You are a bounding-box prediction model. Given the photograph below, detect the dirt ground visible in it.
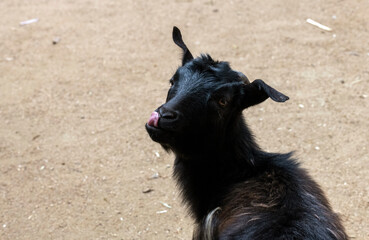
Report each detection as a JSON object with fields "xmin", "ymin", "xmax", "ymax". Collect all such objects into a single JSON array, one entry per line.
[{"xmin": 0, "ymin": 0, "xmax": 368, "ymax": 239}]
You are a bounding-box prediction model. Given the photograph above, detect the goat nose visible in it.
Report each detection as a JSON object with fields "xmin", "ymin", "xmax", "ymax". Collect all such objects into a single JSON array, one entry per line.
[{"xmin": 159, "ymin": 108, "xmax": 178, "ymax": 120}]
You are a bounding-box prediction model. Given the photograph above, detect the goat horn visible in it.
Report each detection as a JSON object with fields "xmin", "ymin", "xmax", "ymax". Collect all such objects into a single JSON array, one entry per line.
[{"xmin": 237, "ymin": 71, "xmax": 250, "ymax": 84}]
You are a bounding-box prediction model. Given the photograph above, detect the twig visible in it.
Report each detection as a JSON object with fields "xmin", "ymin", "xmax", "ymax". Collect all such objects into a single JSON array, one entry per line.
[{"xmin": 306, "ymin": 18, "xmax": 332, "ymax": 31}]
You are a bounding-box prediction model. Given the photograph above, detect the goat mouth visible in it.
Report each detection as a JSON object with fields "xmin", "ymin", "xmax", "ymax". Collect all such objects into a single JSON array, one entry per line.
[
  {"xmin": 146, "ymin": 111, "xmax": 179, "ymax": 131},
  {"xmin": 146, "ymin": 111, "xmax": 181, "ymax": 144},
  {"xmin": 145, "ymin": 122, "xmax": 174, "ymax": 144}
]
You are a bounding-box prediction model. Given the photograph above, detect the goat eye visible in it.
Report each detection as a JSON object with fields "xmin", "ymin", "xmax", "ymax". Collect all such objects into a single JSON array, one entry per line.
[
  {"xmin": 218, "ymin": 98, "xmax": 228, "ymax": 107},
  {"xmin": 169, "ymin": 80, "xmax": 174, "ymax": 87}
]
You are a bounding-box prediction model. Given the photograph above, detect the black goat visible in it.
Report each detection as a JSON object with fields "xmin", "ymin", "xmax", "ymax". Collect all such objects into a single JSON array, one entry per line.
[{"xmin": 145, "ymin": 27, "xmax": 348, "ymax": 240}]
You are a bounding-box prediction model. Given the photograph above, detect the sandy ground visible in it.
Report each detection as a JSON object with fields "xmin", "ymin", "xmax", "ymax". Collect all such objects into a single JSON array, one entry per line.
[{"xmin": 0, "ymin": 0, "xmax": 368, "ymax": 239}]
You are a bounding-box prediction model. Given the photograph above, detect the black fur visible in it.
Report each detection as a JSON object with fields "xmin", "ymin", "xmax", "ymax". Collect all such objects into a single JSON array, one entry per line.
[{"xmin": 145, "ymin": 27, "xmax": 348, "ymax": 240}]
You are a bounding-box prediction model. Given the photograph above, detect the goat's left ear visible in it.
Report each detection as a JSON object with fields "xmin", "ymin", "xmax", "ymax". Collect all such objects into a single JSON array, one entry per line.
[
  {"xmin": 241, "ymin": 79, "xmax": 289, "ymax": 109},
  {"xmin": 172, "ymin": 26, "xmax": 194, "ymax": 66}
]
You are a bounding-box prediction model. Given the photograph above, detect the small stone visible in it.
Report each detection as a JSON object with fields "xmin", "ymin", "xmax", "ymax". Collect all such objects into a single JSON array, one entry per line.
[
  {"xmin": 348, "ymin": 51, "xmax": 359, "ymax": 56},
  {"xmin": 142, "ymin": 188, "xmax": 153, "ymax": 194},
  {"xmin": 52, "ymin": 37, "xmax": 61, "ymax": 45},
  {"xmin": 232, "ymin": 44, "xmax": 238, "ymax": 49},
  {"xmin": 32, "ymin": 135, "xmax": 40, "ymax": 141},
  {"xmin": 149, "ymin": 172, "xmax": 160, "ymax": 179}
]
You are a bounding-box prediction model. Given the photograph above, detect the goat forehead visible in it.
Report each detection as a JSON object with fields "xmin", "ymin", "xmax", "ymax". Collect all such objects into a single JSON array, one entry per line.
[
  {"xmin": 175, "ymin": 81, "xmax": 211, "ymax": 103},
  {"xmin": 179, "ymin": 57, "xmax": 240, "ymax": 83},
  {"xmin": 177, "ymin": 66, "xmax": 232, "ymax": 88},
  {"xmin": 175, "ymin": 68, "xmax": 213, "ymax": 92},
  {"xmin": 173, "ymin": 57, "xmax": 242, "ymax": 101}
]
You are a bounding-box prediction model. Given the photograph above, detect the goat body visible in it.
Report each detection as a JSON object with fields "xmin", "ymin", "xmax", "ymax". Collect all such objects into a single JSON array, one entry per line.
[{"xmin": 146, "ymin": 27, "xmax": 348, "ymax": 240}]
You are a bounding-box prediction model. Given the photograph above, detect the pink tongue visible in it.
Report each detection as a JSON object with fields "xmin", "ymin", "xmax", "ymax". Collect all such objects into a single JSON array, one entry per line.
[{"xmin": 148, "ymin": 111, "xmax": 159, "ymax": 127}]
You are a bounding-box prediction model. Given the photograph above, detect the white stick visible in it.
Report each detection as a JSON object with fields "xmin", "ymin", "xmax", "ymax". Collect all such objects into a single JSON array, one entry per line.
[
  {"xmin": 156, "ymin": 210, "xmax": 167, "ymax": 214},
  {"xmin": 306, "ymin": 18, "xmax": 332, "ymax": 31},
  {"xmin": 20, "ymin": 18, "xmax": 38, "ymax": 26},
  {"xmin": 160, "ymin": 202, "xmax": 172, "ymax": 209}
]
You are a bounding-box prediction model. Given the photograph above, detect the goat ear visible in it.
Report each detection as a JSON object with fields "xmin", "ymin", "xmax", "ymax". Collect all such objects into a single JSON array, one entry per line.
[
  {"xmin": 241, "ymin": 79, "xmax": 289, "ymax": 109},
  {"xmin": 172, "ymin": 26, "xmax": 194, "ymax": 65}
]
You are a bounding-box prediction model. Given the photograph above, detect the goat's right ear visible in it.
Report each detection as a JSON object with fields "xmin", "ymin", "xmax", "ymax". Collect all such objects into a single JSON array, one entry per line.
[
  {"xmin": 172, "ymin": 26, "xmax": 194, "ymax": 65},
  {"xmin": 241, "ymin": 79, "xmax": 289, "ymax": 109}
]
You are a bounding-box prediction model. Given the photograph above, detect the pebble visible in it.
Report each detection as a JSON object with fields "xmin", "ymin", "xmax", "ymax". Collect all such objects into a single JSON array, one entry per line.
[
  {"xmin": 149, "ymin": 172, "xmax": 160, "ymax": 179},
  {"xmin": 142, "ymin": 188, "xmax": 153, "ymax": 194},
  {"xmin": 52, "ymin": 37, "xmax": 61, "ymax": 45}
]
